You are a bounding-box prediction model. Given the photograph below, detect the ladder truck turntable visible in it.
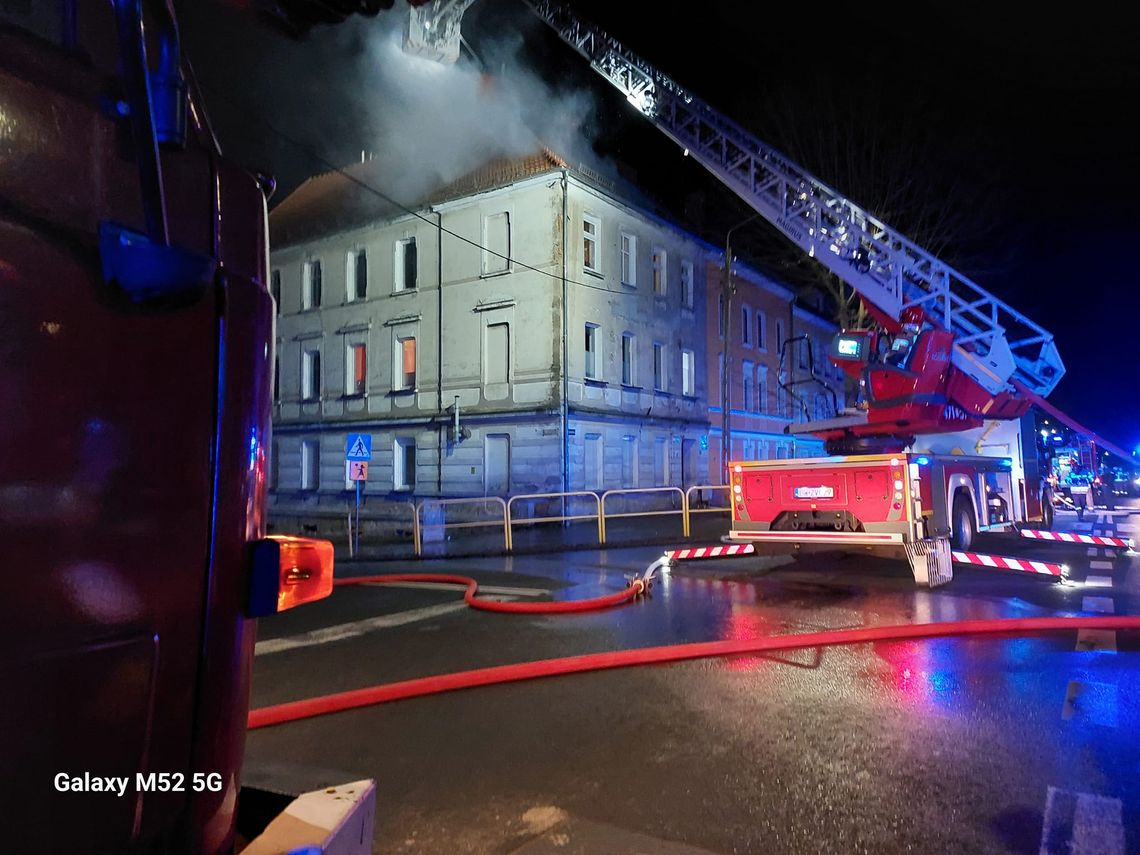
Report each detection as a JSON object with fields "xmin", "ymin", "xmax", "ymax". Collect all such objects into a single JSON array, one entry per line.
[{"xmin": 526, "ymin": 2, "xmax": 1071, "ymax": 583}]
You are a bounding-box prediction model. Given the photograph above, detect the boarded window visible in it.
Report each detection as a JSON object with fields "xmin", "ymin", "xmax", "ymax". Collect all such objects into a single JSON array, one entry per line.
[
  {"xmin": 682, "ymin": 349, "xmax": 695, "ymax": 396},
  {"xmin": 621, "ymin": 436, "xmax": 638, "ymax": 487},
  {"xmin": 584, "ymin": 434, "xmax": 603, "ymax": 489},
  {"xmin": 483, "ymin": 212, "xmax": 510, "ymax": 275},
  {"xmin": 680, "ymin": 260, "xmax": 693, "ymax": 308},
  {"xmin": 621, "ymin": 332, "xmax": 635, "ymax": 386},
  {"xmin": 653, "ymin": 343, "xmax": 666, "ymax": 391},
  {"xmin": 485, "ymin": 323, "xmax": 509, "ymax": 385}
]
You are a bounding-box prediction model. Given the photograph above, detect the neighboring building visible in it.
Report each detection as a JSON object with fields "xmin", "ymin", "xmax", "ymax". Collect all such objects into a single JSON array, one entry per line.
[
  {"xmin": 704, "ymin": 259, "xmax": 845, "ymax": 483},
  {"xmin": 268, "ymin": 150, "xmax": 711, "ymax": 507}
]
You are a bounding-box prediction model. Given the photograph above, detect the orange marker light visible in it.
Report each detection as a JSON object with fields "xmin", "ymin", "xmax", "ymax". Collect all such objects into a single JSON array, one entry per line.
[{"xmin": 248, "ymin": 535, "xmax": 335, "ymax": 617}]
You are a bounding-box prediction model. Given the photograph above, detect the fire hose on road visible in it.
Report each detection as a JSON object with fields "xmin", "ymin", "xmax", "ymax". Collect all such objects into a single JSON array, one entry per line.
[{"xmin": 248, "ymin": 567, "xmax": 1140, "ymax": 730}]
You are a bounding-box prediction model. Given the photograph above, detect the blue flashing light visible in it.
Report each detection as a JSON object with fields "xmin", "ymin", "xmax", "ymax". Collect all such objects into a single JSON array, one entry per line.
[
  {"xmin": 1000, "ymin": 457, "xmax": 1013, "ymax": 469},
  {"xmin": 914, "ymin": 456, "xmax": 931, "ymax": 466}
]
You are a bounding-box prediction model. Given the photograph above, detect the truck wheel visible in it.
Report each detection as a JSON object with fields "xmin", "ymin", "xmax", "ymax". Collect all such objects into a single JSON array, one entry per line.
[{"xmin": 950, "ymin": 494, "xmax": 976, "ymax": 552}]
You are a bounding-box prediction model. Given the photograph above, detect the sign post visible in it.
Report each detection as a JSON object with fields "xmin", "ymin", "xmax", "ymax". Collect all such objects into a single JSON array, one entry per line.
[{"xmin": 345, "ymin": 434, "xmax": 372, "ymax": 557}]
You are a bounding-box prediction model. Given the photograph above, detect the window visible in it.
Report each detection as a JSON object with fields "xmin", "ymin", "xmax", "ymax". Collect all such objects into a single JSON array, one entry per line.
[
  {"xmin": 742, "ymin": 361, "xmax": 754, "ymax": 411},
  {"xmin": 653, "ymin": 343, "xmax": 667, "ymax": 391},
  {"xmin": 584, "ymin": 323, "xmax": 601, "ymax": 380},
  {"xmin": 777, "ymin": 382, "xmax": 787, "ymax": 418},
  {"xmin": 346, "ymin": 249, "xmax": 367, "ymax": 301},
  {"xmin": 482, "ymin": 212, "xmax": 510, "ymax": 275},
  {"xmin": 776, "ymin": 320, "xmax": 785, "ymax": 354},
  {"xmin": 654, "ymin": 436, "xmax": 668, "ymax": 486},
  {"xmin": 395, "ymin": 237, "xmax": 417, "ymax": 292},
  {"xmin": 394, "ymin": 437, "xmax": 416, "ymax": 490},
  {"xmin": 270, "ymin": 439, "xmax": 280, "ymax": 491},
  {"xmin": 301, "ymin": 348, "xmax": 321, "ymax": 401},
  {"xmin": 718, "ymin": 294, "xmax": 726, "ymax": 338},
  {"xmin": 717, "ymin": 352, "xmax": 724, "ymax": 407},
  {"xmin": 621, "ymin": 332, "xmax": 635, "ymax": 386},
  {"xmin": 757, "ymin": 366, "xmax": 768, "ymax": 414},
  {"xmin": 651, "ymin": 247, "xmax": 667, "ymax": 295},
  {"xmin": 621, "ymin": 435, "xmax": 638, "ymax": 487},
  {"xmin": 484, "ymin": 322, "xmax": 510, "ymax": 385},
  {"xmin": 301, "ymin": 439, "xmax": 319, "ymax": 490},
  {"xmin": 346, "ymin": 343, "xmax": 367, "ymax": 396},
  {"xmin": 682, "ymin": 349, "xmax": 695, "ymax": 397},
  {"xmin": 584, "ymin": 434, "xmax": 603, "ymax": 489},
  {"xmin": 620, "ymin": 232, "xmax": 637, "ymax": 286},
  {"xmin": 302, "ymin": 260, "xmax": 322, "ymax": 310},
  {"xmin": 583, "ymin": 214, "xmax": 600, "ymax": 274},
  {"xmin": 741, "ymin": 305, "xmax": 752, "ymax": 347},
  {"xmin": 756, "ymin": 311, "xmax": 767, "ymax": 351},
  {"xmin": 798, "ymin": 338, "xmax": 809, "ymax": 370},
  {"xmin": 395, "ymin": 336, "xmax": 416, "ymax": 391},
  {"xmin": 680, "ymin": 260, "xmax": 694, "ymax": 308},
  {"xmin": 271, "ymin": 270, "xmax": 282, "ymax": 314}
]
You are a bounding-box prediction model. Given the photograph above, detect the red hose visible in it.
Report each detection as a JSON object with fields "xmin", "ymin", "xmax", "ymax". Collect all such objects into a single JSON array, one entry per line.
[
  {"xmin": 333, "ymin": 573, "xmax": 646, "ymax": 613},
  {"xmin": 248, "ymin": 615, "xmax": 1140, "ymax": 730}
]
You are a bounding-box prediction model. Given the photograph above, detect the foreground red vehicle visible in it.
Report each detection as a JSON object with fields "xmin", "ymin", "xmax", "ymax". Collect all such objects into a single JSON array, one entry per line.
[{"xmin": 0, "ymin": 4, "xmax": 335, "ymax": 851}]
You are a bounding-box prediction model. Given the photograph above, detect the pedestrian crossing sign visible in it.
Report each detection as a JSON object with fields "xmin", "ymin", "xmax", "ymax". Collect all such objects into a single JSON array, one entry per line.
[{"xmin": 346, "ymin": 433, "xmax": 372, "ymax": 461}]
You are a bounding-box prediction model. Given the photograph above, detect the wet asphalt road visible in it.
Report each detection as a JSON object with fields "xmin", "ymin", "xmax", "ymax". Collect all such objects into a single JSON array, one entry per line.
[{"xmin": 245, "ymin": 502, "xmax": 1140, "ymax": 853}]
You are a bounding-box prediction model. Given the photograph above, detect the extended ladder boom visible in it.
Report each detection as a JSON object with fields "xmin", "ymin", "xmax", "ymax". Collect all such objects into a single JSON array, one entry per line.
[{"xmin": 527, "ymin": 1, "xmax": 1064, "ymax": 400}]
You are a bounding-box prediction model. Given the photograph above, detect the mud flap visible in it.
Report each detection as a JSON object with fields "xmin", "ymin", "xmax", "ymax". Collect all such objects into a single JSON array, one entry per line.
[{"xmin": 905, "ymin": 537, "xmax": 953, "ymax": 587}]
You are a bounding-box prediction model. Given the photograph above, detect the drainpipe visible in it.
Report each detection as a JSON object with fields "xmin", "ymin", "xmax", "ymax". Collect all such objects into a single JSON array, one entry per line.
[
  {"xmin": 436, "ymin": 208, "xmax": 444, "ymax": 496},
  {"xmin": 788, "ymin": 293, "xmax": 795, "ymax": 456},
  {"xmin": 561, "ymin": 170, "xmax": 570, "ymax": 494}
]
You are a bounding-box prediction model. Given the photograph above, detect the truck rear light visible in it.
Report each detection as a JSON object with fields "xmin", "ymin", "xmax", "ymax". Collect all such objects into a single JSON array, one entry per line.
[{"xmin": 247, "ymin": 535, "xmax": 335, "ymax": 617}]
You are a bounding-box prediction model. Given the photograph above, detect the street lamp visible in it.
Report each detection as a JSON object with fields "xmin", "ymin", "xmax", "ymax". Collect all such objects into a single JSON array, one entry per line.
[{"xmin": 720, "ymin": 212, "xmax": 762, "ymax": 481}]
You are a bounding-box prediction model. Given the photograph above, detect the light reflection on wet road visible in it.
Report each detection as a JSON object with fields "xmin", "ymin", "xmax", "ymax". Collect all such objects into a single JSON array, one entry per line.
[{"xmin": 247, "ymin": 504, "xmax": 1140, "ymax": 853}]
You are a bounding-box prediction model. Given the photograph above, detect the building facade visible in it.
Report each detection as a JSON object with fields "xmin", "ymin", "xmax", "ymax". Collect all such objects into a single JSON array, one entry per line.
[
  {"xmin": 268, "ymin": 152, "xmax": 712, "ymax": 509},
  {"xmin": 704, "ymin": 260, "xmax": 845, "ymax": 483}
]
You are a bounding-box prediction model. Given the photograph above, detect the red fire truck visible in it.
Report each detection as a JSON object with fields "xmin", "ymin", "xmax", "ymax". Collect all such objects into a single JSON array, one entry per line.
[{"xmin": 527, "ymin": 3, "xmax": 1076, "ymax": 584}]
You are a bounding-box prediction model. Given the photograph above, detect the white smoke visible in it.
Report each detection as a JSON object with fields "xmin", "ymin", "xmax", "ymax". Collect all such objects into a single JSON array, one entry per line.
[{"xmin": 321, "ymin": 8, "xmax": 599, "ymax": 205}]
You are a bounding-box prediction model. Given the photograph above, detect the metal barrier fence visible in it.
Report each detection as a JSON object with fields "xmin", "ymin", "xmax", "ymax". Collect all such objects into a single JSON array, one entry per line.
[
  {"xmin": 505, "ymin": 491, "xmax": 603, "ymax": 551},
  {"xmin": 415, "ymin": 496, "xmax": 507, "ymax": 556},
  {"xmin": 599, "ymin": 487, "xmax": 686, "ymax": 541},
  {"xmin": 684, "ymin": 485, "xmax": 732, "ymax": 528},
  {"xmin": 325, "ymin": 485, "xmax": 737, "ymax": 556}
]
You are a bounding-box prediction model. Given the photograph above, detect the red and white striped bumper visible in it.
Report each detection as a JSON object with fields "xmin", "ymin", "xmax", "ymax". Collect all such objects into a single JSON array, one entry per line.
[
  {"xmin": 1019, "ymin": 529, "xmax": 1133, "ymax": 550},
  {"xmin": 666, "ymin": 544, "xmax": 755, "ymax": 561},
  {"xmin": 951, "ymin": 550, "xmax": 1067, "ymax": 577}
]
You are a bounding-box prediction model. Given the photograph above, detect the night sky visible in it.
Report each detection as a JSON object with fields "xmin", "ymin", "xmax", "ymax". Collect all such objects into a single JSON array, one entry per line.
[{"xmin": 182, "ymin": 1, "xmax": 1140, "ymax": 456}]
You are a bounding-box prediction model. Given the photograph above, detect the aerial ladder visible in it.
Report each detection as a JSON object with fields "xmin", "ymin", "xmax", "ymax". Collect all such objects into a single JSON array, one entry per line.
[{"xmin": 524, "ymin": 1, "xmax": 1065, "ymax": 454}]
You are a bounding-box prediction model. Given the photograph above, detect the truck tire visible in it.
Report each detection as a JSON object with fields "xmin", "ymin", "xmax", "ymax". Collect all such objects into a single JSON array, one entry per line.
[{"xmin": 950, "ymin": 493, "xmax": 976, "ymax": 552}]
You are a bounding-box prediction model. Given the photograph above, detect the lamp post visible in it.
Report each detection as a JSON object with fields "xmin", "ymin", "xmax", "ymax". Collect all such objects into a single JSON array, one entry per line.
[{"xmin": 720, "ymin": 212, "xmax": 761, "ymax": 481}]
